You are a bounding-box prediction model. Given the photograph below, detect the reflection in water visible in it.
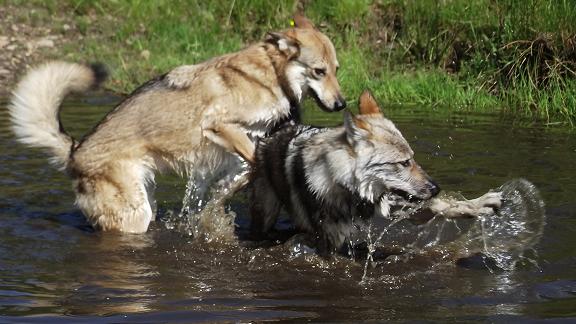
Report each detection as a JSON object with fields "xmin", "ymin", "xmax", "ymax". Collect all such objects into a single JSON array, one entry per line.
[
  {"xmin": 434, "ymin": 271, "xmax": 529, "ymax": 319},
  {"xmin": 57, "ymin": 234, "xmax": 158, "ymax": 315}
]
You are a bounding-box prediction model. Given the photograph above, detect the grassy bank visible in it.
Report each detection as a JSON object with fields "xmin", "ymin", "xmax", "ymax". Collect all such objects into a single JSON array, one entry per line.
[{"xmin": 6, "ymin": 0, "xmax": 576, "ymax": 124}]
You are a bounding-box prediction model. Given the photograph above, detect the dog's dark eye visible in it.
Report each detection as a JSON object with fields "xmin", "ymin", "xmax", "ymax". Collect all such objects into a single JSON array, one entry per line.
[
  {"xmin": 399, "ymin": 159, "xmax": 411, "ymax": 167},
  {"xmin": 313, "ymin": 68, "xmax": 326, "ymax": 77}
]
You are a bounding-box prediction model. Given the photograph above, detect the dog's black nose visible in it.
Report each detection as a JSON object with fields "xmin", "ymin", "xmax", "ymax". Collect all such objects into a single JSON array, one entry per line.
[
  {"xmin": 333, "ymin": 97, "xmax": 346, "ymax": 111},
  {"xmin": 428, "ymin": 180, "xmax": 441, "ymax": 197}
]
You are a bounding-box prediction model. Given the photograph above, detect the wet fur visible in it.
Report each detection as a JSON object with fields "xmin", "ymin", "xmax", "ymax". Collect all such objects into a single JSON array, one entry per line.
[{"xmin": 249, "ymin": 91, "xmax": 501, "ymax": 254}]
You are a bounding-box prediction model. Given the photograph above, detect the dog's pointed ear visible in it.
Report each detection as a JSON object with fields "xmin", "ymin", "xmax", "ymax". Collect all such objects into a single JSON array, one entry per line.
[
  {"xmin": 265, "ymin": 31, "xmax": 300, "ymax": 59},
  {"xmin": 344, "ymin": 111, "xmax": 370, "ymax": 146},
  {"xmin": 358, "ymin": 90, "xmax": 382, "ymax": 115},
  {"xmin": 293, "ymin": 13, "xmax": 315, "ymax": 29}
]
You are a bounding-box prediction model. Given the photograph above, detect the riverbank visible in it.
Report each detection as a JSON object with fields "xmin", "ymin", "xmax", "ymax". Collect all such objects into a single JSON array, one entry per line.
[{"xmin": 2, "ymin": 0, "xmax": 575, "ymax": 124}]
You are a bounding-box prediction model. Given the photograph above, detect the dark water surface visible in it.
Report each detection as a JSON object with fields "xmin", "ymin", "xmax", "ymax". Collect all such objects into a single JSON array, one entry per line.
[{"xmin": 1, "ymin": 96, "xmax": 575, "ymax": 322}]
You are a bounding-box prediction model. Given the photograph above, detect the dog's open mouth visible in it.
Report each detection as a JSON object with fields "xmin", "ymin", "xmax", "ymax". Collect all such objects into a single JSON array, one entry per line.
[
  {"xmin": 308, "ymin": 88, "xmax": 333, "ymax": 112},
  {"xmin": 390, "ymin": 189, "xmax": 424, "ymax": 204}
]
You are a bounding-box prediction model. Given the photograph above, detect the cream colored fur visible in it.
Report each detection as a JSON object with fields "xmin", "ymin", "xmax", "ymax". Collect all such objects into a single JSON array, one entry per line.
[{"xmin": 9, "ymin": 62, "xmax": 95, "ymax": 170}]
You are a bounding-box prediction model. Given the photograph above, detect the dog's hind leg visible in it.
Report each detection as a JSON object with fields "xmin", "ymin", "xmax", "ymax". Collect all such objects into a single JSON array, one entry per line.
[
  {"xmin": 249, "ymin": 176, "xmax": 282, "ymax": 239},
  {"xmin": 75, "ymin": 162, "xmax": 154, "ymax": 233}
]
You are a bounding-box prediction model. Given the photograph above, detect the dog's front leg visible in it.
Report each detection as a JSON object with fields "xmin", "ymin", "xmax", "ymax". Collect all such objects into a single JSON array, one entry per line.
[
  {"xmin": 427, "ymin": 191, "xmax": 502, "ymax": 219},
  {"xmin": 203, "ymin": 123, "xmax": 255, "ymax": 163},
  {"xmin": 401, "ymin": 192, "xmax": 503, "ymax": 224}
]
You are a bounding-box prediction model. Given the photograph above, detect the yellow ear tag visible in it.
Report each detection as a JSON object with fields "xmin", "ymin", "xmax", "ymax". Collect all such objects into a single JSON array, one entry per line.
[{"xmin": 289, "ymin": 19, "xmax": 295, "ymax": 27}]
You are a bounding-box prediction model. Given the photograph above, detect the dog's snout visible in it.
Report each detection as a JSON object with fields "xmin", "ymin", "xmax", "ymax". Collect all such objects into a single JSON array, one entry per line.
[
  {"xmin": 428, "ymin": 180, "xmax": 441, "ymax": 197},
  {"xmin": 333, "ymin": 96, "xmax": 346, "ymax": 111}
]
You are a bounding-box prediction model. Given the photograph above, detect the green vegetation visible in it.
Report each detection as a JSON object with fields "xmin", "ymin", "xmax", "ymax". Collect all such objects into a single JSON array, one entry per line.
[{"xmin": 7, "ymin": 0, "xmax": 576, "ymax": 124}]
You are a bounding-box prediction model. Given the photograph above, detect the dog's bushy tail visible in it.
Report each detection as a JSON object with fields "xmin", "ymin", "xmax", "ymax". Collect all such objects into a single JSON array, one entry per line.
[{"xmin": 8, "ymin": 61, "xmax": 107, "ymax": 171}]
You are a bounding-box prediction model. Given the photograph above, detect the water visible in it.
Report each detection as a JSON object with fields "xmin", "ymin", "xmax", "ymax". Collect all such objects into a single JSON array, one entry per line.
[
  {"xmin": 359, "ymin": 179, "xmax": 546, "ymax": 276},
  {"xmin": 1, "ymin": 96, "xmax": 575, "ymax": 322}
]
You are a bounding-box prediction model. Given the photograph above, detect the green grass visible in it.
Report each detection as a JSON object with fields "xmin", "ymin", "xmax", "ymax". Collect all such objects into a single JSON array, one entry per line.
[{"xmin": 6, "ymin": 0, "xmax": 576, "ymax": 125}]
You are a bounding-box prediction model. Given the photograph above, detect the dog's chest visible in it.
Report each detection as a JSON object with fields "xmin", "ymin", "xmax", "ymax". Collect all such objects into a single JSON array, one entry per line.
[{"xmin": 244, "ymin": 97, "xmax": 292, "ymax": 137}]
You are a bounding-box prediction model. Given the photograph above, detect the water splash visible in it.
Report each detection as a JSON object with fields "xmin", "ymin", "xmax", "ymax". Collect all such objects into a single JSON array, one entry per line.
[
  {"xmin": 179, "ymin": 172, "xmax": 211, "ymax": 222},
  {"xmin": 360, "ymin": 215, "xmax": 410, "ymax": 283},
  {"xmin": 163, "ymin": 158, "xmax": 249, "ymax": 242},
  {"xmin": 362, "ymin": 179, "xmax": 546, "ymax": 280},
  {"xmin": 467, "ymin": 178, "xmax": 546, "ymax": 270},
  {"xmin": 191, "ymin": 169, "xmax": 248, "ymax": 243}
]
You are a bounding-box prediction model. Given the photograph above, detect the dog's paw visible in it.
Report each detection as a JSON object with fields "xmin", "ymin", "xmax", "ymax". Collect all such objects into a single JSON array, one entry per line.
[
  {"xmin": 475, "ymin": 191, "xmax": 503, "ymax": 210},
  {"xmin": 464, "ymin": 191, "xmax": 502, "ymax": 217}
]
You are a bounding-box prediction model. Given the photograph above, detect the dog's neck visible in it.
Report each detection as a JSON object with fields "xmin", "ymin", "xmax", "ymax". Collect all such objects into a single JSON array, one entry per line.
[
  {"xmin": 262, "ymin": 43, "xmax": 308, "ymax": 109},
  {"xmin": 303, "ymin": 127, "xmax": 396, "ymax": 208},
  {"xmin": 302, "ymin": 128, "xmax": 361, "ymax": 200},
  {"xmin": 283, "ymin": 63, "xmax": 308, "ymax": 106}
]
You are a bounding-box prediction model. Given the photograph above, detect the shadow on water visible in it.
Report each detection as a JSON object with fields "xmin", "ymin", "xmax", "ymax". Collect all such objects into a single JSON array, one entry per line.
[{"xmin": 0, "ymin": 96, "xmax": 575, "ymax": 322}]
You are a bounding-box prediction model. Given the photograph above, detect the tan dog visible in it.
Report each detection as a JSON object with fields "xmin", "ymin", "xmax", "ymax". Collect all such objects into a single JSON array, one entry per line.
[{"xmin": 8, "ymin": 15, "xmax": 345, "ymax": 233}]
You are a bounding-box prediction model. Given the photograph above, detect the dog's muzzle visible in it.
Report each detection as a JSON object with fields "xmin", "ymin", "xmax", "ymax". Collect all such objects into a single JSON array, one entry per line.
[
  {"xmin": 390, "ymin": 189, "xmax": 423, "ymax": 203},
  {"xmin": 389, "ymin": 181, "xmax": 440, "ymax": 203},
  {"xmin": 427, "ymin": 180, "xmax": 441, "ymax": 198},
  {"xmin": 332, "ymin": 95, "xmax": 346, "ymax": 111},
  {"xmin": 310, "ymin": 89, "xmax": 346, "ymax": 112}
]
